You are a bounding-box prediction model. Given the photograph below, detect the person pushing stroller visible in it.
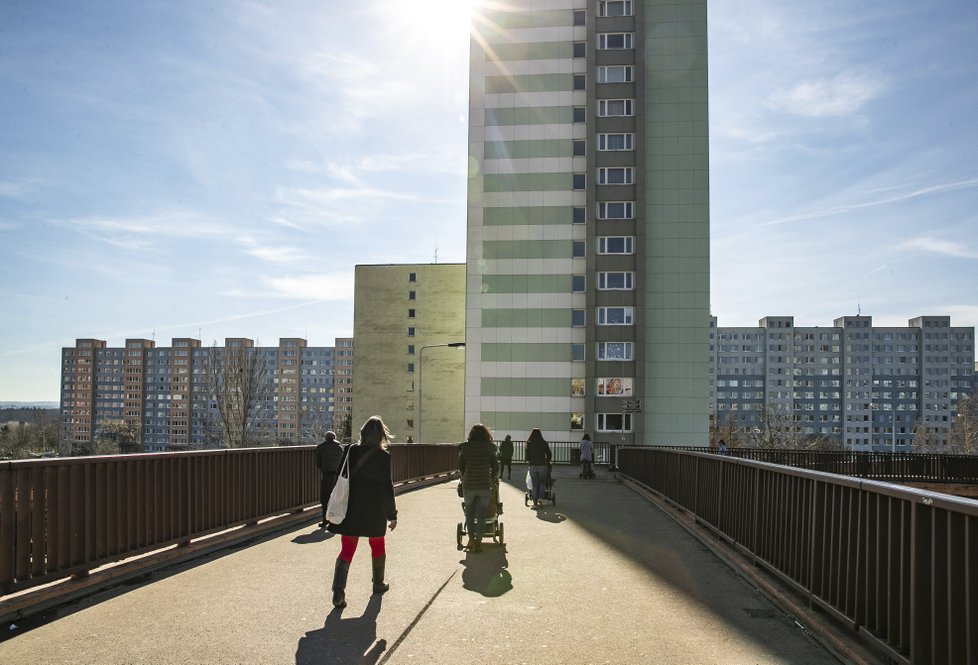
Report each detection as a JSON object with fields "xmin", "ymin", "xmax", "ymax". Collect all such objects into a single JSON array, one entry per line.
[{"xmin": 458, "ymin": 423, "xmax": 499, "ymax": 552}]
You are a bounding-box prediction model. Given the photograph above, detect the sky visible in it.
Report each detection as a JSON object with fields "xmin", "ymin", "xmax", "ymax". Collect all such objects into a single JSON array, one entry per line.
[{"xmin": 1, "ymin": 0, "xmax": 977, "ymax": 403}]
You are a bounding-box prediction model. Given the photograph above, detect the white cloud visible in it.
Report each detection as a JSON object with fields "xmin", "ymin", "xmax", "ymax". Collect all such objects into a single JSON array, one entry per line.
[
  {"xmin": 767, "ymin": 70, "xmax": 886, "ymax": 118},
  {"xmin": 261, "ymin": 274, "xmax": 355, "ymax": 300},
  {"xmin": 895, "ymin": 237, "xmax": 978, "ymax": 260},
  {"xmin": 246, "ymin": 245, "xmax": 310, "ymax": 263}
]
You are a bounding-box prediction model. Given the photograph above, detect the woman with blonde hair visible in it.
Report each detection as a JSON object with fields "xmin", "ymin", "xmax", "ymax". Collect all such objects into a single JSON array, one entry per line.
[{"xmin": 328, "ymin": 416, "xmax": 398, "ymax": 608}]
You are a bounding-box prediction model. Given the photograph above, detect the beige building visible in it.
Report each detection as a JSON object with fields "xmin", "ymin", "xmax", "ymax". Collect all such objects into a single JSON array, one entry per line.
[{"xmin": 352, "ymin": 264, "xmax": 466, "ymax": 444}]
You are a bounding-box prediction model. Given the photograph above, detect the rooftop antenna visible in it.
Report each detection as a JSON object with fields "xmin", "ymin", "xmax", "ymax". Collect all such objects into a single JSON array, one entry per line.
[
  {"xmin": 152, "ymin": 328, "xmax": 156, "ymax": 342},
  {"xmin": 433, "ymin": 247, "xmax": 439, "ymax": 264}
]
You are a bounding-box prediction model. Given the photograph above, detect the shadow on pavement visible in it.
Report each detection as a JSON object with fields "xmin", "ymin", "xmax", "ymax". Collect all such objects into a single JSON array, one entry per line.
[
  {"xmin": 295, "ymin": 595, "xmax": 386, "ymax": 665},
  {"xmin": 460, "ymin": 546, "xmax": 512, "ymax": 597},
  {"xmin": 533, "ymin": 508, "xmax": 566, "ymax": 523},
  {"xmin": 291, "ymin": 527, "xmax": 335, "ymax": 545}
]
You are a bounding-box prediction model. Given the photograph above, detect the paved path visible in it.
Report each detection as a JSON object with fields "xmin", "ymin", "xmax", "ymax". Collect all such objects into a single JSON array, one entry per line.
[{"xmin": 0, "ymin": 466, "xmax": 840, "ymax": 664}]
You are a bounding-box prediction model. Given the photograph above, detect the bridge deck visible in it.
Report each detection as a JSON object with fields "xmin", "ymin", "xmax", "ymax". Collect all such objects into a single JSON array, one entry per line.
[{"xmin": 0, "ymin": 467, "xmax": 841, "ymax": 664}]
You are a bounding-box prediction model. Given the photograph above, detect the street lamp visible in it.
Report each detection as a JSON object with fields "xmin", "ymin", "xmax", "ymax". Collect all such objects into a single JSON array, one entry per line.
[{"xmin": 417, "ymin": 342, "xmax": 465, "ymax": 444}]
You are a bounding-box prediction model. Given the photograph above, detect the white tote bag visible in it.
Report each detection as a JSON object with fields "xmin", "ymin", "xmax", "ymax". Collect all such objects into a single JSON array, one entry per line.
[{"xmin": 325, "ymin": 450, "xmax": 352, "ymax": 524}]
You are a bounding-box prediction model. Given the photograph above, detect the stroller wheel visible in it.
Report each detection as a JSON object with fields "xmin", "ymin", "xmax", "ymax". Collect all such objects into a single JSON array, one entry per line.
[
  {"xmin": 524, "ymin": 493, "xmax": 530, "ymax": 507},
  {"xmin": 497, "ymin": 522, "xmax": 504, "ymax": 546},
  {"xmin": 456, "ymin": 522, "xmax": 464, "ymax": 550}
]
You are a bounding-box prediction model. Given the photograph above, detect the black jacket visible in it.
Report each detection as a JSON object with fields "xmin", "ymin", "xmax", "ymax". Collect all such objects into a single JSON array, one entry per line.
[
  {"xmin": 316, "ymin": 439, "xmax": 344, "ymax": 477},
  {"xmin": 328, "ymin": 444, "xmax": 397, "ymax": 537},
  {"xmin": 526, "ymin": 436, "xmax": 552, "ymax": 466},
  {"xmin": 459, "ymin": 439, "xmax": 499, "ymax": 490}
]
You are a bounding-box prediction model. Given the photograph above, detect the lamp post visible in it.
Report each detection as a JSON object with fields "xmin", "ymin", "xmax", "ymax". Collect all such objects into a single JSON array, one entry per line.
[{"xmin": 417, "ymin": 342, "xmax": 465, "ymax": 444}]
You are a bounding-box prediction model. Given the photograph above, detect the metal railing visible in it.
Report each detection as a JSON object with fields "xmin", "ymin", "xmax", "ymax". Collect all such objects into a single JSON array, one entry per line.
[
  {"xmin": 0, "ymin": 444, "xmax": 458, "ymax": 597},
  {"xmin": 666, "ymin": 447, "xmax": 978, "ymax": 483},
  {"xmin": 506, "ymin": 440, "xmax": 613, "ymax": 465},
  {"xmin": 618, "ymin": 447, "xmax": 978, "ymax": 665}
]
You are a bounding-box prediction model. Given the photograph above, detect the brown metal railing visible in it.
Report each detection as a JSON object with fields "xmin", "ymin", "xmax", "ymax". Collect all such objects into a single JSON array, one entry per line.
[
  {"xmin": 618, "ymin": 447, "xmax": 978, "ymax": 665},
  {"xmin": 664, "ymin": 447, "xmax": 978, "ymax": 483},
  {"xmin": 0, "ymin": 444, "xmax": 458, "ymax": 597}
]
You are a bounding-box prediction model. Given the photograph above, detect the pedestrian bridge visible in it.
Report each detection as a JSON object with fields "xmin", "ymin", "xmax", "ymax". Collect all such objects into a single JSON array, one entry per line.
[{"xmin": 1, "ymin": 447, "xmax": 975, "ymax": 664}]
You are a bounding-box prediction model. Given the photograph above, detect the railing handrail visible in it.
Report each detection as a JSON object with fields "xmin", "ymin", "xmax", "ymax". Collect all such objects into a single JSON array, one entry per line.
[
  {"xmin": 0, "ymin": 444, "xmax": 459, "ymax": 599},
  {"xmin": 617, "ymin": 447, "xmax": 978, "ymax": 664}
]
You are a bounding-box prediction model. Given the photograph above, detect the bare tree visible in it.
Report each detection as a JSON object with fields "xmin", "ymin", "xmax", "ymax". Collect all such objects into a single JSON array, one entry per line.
[
  {"xmin": 710, "ymin": 412, "xmax": 742, "ymax": 448},
  {"xmin": 204, "ymin": 342, "xmax": 271, "ymax": 448},
  {"xmin": 949, "ymin": 393, "xmax": 978, "ymax": 455},
  {"xmin": 911, "ymin": 418, "xmax": 942, "ymax": 453},
  {"xmin": 743, "ymin": 405, "xmax": 803, "ymax": 449},
  {"xmin": 94, "ymin": 418, "xmax": 140, "ymax": 454}
]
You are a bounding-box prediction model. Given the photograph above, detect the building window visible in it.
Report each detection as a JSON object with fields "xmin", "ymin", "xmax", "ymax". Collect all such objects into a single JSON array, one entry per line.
[
  {"xmin": 571, "ymin": 378, "xmax": 585, "ymax": 397},
  {"xmin": 573, "ymin": 140, "xmax": 586, "ymax": 156},
  {"xmin": 598, "ymin": 133, "xmax": 634, "ymax": 151},
  {"xmin": 598, "ymin": 271, "xmax": 634, "ymax": 290},
  {"xmin": 599, "ymin": 1, "xmax": 633, "ymax": 17},
  {"xmin": 407, "ymin": 363, "xmax": 415, "ymax": 373},
  {"xmin": 598, "ymin": 201, "xmax": 634, "ymax": 219},
  {"xmin": 598, "ymin": 307, "xmax": 634, "ymax": 325},
  {"xmin": 573, "ymin": 41, "xmax": 586, "ymax": 58},
  {"xmin": 572, "ymin": 275, "xmax": 586, "ymax": 292},
  {"xmin": 573, "ymin": 106, "xmax": 586, "ymax": 123},
  {"xmin": 598, "ymin": 236, "xmax": 635, "ymax": 254},
  {"xmin": 597, "ymin": 413, "xmax": 633, "ymax": 432},
  {"xmin": 598, "ymin": 33, "xmax": 634, "ymax": 49},
  {"xmin": 572, "ymin": 241, "xmax": 586, "ymax": 258},
  {"xmin": 597, "ymin": 342, "xmax": 634, "ymax": 361},
  {"xmin": 572, "ymin": 207, "xmax": 586, "ymax": 224},
  {"xmin": 408, "ymin": 290, "xmax": 416, "ymax": 300},
  {"xmin": 407, "ymin": 327, "xmax": 415, "ymax": 337},
  {"xmin": 571, "ymin": 344, "xmax": 585, "ymax": 361},
  {"xmin": 408, "ymin": 308, "xmax": 415, "ymax": 318},
  {"xmin": 573, "ymin": 174, "xmax": 586, "ymax": 190},
  {"xmin": 598, "ymin": 167, "xmax": 634, "ymax": 185},
  {"xmin": 571, "ymin": 413, "xmax": 584, "ymax": 430},
  {"xmin": 598, "ymin": 99, "xmax": 633, "ymax": 117},
  {"xmin": 573, "ymin": 74, "xmax": 586, "ymax": 90},
  {"xmin": 598, "ymin": 376, "xmax": 633, "ymax": 395},
  {"xmin": 597, "ymin": 66, "xmax": 634, "ymax": 83},
  {"xmin": 572, "ymin": 309, "xmax": 586, "ymax": 326},
  {"xmin": 573, "ymin": 9, "xmax": 586, "ymax": 25},
  {"xmin": 407, "ymin": 345, "xmax": 415, "ymax": 355},
  {"xmin": 408, "ymin": 272, "xmax": 416, "ymax": 282}
]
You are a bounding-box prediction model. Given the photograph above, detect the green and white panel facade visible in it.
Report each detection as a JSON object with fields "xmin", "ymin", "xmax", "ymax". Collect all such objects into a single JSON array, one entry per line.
[{"xmin": 466, "ymin": 0, "xmax": 710, "ymax": 445}]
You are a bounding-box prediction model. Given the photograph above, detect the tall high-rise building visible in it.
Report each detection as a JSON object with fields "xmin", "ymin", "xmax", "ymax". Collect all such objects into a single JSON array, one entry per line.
[
  {"xmin": 709, "ymin": 315, "xmax": 976, "ymax": 450},
  {"xmin": 465, "ymin": 0, "xmax": 710, "ymax": 445},
  {"xmin": 60, "ymin": 337, "xmax": 338, "ymax": 452},
  {"xmin": 352, "ymin": 264, "xmax": 466, "ymax": 444}
]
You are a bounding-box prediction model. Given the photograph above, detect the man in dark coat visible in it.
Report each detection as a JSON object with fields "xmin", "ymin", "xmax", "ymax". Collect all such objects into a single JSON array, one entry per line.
[
  {"xmin": 459, "ymin": 423, "xmax": 499, "ymax": 552},
  {"xmin": 498, "ymin": 434, "xmax": 514, "ymax": 480},
  {"xmin": 315, "ymin": 431, "xmax": 344, "ymax": 528}
]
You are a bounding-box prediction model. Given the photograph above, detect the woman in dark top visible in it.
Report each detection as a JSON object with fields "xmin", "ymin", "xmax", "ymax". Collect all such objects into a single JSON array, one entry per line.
[
  {"xmin": 525, "ymin": 427, "xmax": 552, "ymax": 508},
  {"xmin": 328, "ymin": 416, "xmax": 398, "ymax": 609},
  {"xmin": 458, "ymin": 423, "xmax": 499, "ymax": 552}
]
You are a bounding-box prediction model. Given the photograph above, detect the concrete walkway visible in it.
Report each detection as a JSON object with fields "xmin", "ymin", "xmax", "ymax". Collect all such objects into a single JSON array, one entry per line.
[{"xmin": 0, "ymin": 466, "xmax": 841, "ymax": 664}]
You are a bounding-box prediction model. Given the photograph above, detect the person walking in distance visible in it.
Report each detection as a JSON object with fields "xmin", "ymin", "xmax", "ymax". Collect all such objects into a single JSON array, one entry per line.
[
  {"xmin": 498, "ymin": 434, "xmax": 514, "ymax": 480},
  {"xmin": 525, "ymin": 428, "xmax": 552, "ymax": 508},
  {"xmin": 327, "ymin": 416, "xmax": 398, "ymax": 609},
  {"xmin": 458, "ymin": 423, "xmax": 499, "ymax": 552},
  {"xmin": 315, "ymin": 430, "xmax": 344, "ymax": 528},
  {"xmin": 579, "ymin": 433, "xmax": 594, "ymax": 478}
]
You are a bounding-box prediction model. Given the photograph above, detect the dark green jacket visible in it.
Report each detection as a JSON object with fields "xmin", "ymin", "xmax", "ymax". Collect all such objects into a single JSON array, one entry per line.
[{"xmin": 459, "ymin": 439, "xmax": 499, "ymax": 490}]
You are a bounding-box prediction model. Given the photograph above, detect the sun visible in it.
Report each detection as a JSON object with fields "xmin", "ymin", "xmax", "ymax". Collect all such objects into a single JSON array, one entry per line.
[{"xmin": 384, "ymin": 0, "xmax": 481, "ymax": 42}]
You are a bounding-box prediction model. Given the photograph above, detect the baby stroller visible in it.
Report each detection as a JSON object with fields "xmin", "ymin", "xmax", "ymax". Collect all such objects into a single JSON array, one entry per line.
[
  {"xmin": 456, "ymin": 478, "xmax": 504, "ymax": 550},
  {"xmin": 524, "ymin": 466, "xmax": 556, "ymax": 506}
]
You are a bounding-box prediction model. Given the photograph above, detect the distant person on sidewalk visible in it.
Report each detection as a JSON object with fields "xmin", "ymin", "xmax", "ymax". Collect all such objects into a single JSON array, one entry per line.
[
  {"xmin": 498, "ymin": 434, "xmax": 514, "ymax": 480},
  {"xmin": 315, "ymin": 431, "xmax": 344, "ymax": 528},
  {"xmin": 718, "ymin": 439, "xmax": 728, "ymax": 455},
  {"xmin": 459, "ymin": 423, "xmax": 499, "ymax": 552},
  {"xmin": 327, "ymin": 416, "xmax": 398, "ymax": 609},
  {"xmin": 525, "ymin": 428, "xmax": 552, "ymax": 508},
  {"xmin": 579, "ymin": 433, "xmax": 594, "ymax": 478}
]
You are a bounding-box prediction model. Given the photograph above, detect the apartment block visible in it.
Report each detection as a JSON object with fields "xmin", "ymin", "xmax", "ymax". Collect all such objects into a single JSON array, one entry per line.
[
  {"xmin": 61, "ymin": 337, "xmax": 339, "ymax": 452},
  {"xmin": 352, "ymin": 264, "xmax": 466, "ymax": 444},
  {"xmin": 465, "ymin": 0, "xmax": 711, "ymax": 445},
  {"xmin": 710, "ymin": 315, "xmax": 976, "ymax": 450}
]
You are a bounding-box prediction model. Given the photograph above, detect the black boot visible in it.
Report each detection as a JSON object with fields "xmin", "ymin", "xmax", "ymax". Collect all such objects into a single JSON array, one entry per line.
[
  {"xmin": 372, "ymin": 555, "xmax": 390, "ymax": 594},
  {"xmin": 332, "ymin": 558, "xmax": 349, "ymax": 608}
]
